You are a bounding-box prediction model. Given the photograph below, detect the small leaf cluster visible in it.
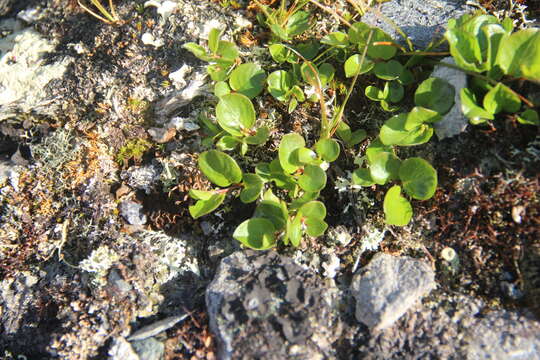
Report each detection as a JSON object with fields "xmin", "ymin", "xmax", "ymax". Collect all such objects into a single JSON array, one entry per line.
[
  {"xmin": 445, "ymin": 14, "xmax": 539, "ymax": 125},
  {"xmin": 254, "ymin": 0, "xmax": 311, "ymax": 42}
]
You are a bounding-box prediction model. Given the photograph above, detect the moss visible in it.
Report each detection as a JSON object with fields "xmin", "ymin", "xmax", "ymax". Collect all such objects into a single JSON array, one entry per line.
[{"xmin": 115, "ymin": 138, "xmax": 152, "ymax": 166}]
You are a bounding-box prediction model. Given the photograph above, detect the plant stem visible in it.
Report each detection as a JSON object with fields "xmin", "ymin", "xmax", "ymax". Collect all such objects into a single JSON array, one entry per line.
[{"xmin": 308, "ymin": 0, "xmax": 352, "ymax": 27}]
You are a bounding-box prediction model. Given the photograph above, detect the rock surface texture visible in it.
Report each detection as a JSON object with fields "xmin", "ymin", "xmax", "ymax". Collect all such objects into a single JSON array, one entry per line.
[
  {"xmin": 206, "ymin": 250, "xmax": 342, "ymax": 360},
  {"xmin": 362, "ymin": 0, "xmax": 470, "ymax": 49},
  {"xmin": 351, "ymin": 253, "xmax": 436, "ymax": 330}
]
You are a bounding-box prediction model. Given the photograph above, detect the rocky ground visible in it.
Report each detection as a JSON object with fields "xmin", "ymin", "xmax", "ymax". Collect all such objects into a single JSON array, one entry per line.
[{"xmin": 0, "ymin": 0, "xmax": 539, "ymax": 359}]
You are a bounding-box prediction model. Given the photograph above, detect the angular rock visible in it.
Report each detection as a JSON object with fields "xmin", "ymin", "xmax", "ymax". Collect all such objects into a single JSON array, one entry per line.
[
  {"xmin": 362, "ymin": 0, "xmax": 470, "ymax": 49},
  {"xmin": 351, "ymin": 253, "xmax": 436, "ymax": 330},
  {"xmin": 432, "ymin": 57, "xmax": 468, "ymax": 139},
  {"xmin": 131, "ymin": 338, "xmax": 165, "ymax": 360},
  {"xmin": 128, "ymin": 315, "xmax": 187, "ymax": 341},
  {"xmin": 206, "ymin": 250, "xmax": 342, "ymax": 360},
  {"xmin": 465, "ymin": 310, "xmax": 540, "ymax": 360}
]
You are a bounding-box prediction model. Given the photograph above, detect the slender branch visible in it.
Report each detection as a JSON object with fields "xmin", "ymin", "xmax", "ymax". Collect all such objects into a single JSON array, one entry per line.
[{"xmin": 308, "ymin": 0, "xmax": 352, "ymax": 28}]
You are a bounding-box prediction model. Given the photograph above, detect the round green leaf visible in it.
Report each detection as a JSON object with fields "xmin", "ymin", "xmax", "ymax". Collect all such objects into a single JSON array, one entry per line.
[
  {"xmin": 189, "ymin": 189, "xmax": 216, "ymax": 201},
  {"xmin": 267, "ymin": 70, "xmax": 294, "ymax": 101},
  {"xmin": 366, "ymin": 137, "xmax": 394, "ymax": 164},
  {"xmin": 254, "ymin": 200, "xmax": 288, "ymax": 230},
  {"xmin": 279, "ymin": 133, "xmax": 305, "ymax": 174},
  {"xmin": 233, "ymin": 218, "xmax": 276, "ymax": 250},
  {"xmin": 215, "ymin": 40, "xmax": 239, "ymax": 65},
  {"xmin": 352, "ymin": 168, "xmax": 375, "ymax": 186},
  {"xmin": 366, "ymin": 28, "xmax": 397, "ymax": 60},
  {"xmin": 216, "ymin": 93, "xmax": 256, "ymax": 136},
  {"xmin": 244, "ymin": 126, "xmax": 270, "ymax": 145},
  {"xmin": 383, "ymin": 185, "xmax": 413, "ymax": 226},
  {"xmin": 285, "ymin": 11, "xmax": 311, "ymax": 37},
  {"xmin": 365, "ymin": 85, "xmax": 384, "ymax": 101},
  {"xmin": 315, "ymin": 138, "xmax": 340, "ymax": 162},
  {"xmin": 214, "ymin": 81, "xmax": 231, "ymax": 98},
  {"xmin": 305, "ymin": 218, "xmax": 328, "ymax": 237},
  {"xmin": 483, "ymin": 82, "xmax": 521, "ymax": 114},
  {"xmin": 369, "ymin": 152, "xmax": 401, "ymax": 185},
  {"xmin": 189, "ymin": 193, "xmax": 226, "ymax": 219},
  {"xmin": 321, "ymin": 31, "xmax": 349, "ymax": 48},
  {"xmin": 414, "ymin": 77, "xmax": 455, "ymax": 114},
  {"xmin": 298, "ymin": 164, "xmax": 327, "ymax": 192},
  {"xmin": 216, "ymin": 136, "xmax": 241, "ymax": 151},
  {"xmin": 287, "ymin": 215, "xmax": 303, "ymax": 247},
  {"xmin": 240, "ymin": 174, "xmax": 264, "ymax": 203},
  {"xmin": 229, "ymin": 63, "xmax": 267, "ymax": 99},
  {"xmin": 517, "ymin": 109, "xmax": 539, "ymax": 125},
  {"xmin": 269, "ymin": 44, "xmax": 291, "ymax": 63},
  {"xmin": 299, "ymin": 200, "xmax": 326, "ymax": 219},
  {"xmin": 318, "ymin": 63, "xmax": 335, "ymax": 87},
  {"xmin": 294, "ymin": 147, "xmax": 318, "ymax": 165},
  {"xmin": 348, "ymin": 22, "xmax": 371, "ymax": 44},
  {"xmin": 399, "ymin": 157, "xmax": 437, "ymax": 200},
  {"xmin": 198, "ymin": 150, "xmax": 242, "ymax": 187},
  {"xmin": 380, "ymin": 113, "xmax": 434, "ymax": 146},
  {"xmin": 207, "ymin": 64, "xmax": 229, "ymax": 82},
  {"xmin": 405, "ymin": 107, "xmax": 442, "ymax": 130},
  {"xmin": 460, "ymin": 87, "xmax": 494, "ymax": 124},
  {"xmin": 374, "ymin": 60, "xmax": 403, "ymax": 80},
  {"xmin": 208, "ymin": 28, "xmax": 222, "ymax": 54},
  {"xmin": 345, "ymin": 54, "xmax": 374, "ymax": 78},
  {"xmin": 294, "ymin": 41, "xmax": 319, "ymax": 61},
  {"xmin": 383, "ymin": 81, "xmax": 404, "ymax": 103}
]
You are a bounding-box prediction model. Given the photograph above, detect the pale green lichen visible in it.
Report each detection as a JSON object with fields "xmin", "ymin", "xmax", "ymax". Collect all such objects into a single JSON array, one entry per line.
[{"xmin": 79, "ymin": 246, "xmax": 120, "ymax": 285}]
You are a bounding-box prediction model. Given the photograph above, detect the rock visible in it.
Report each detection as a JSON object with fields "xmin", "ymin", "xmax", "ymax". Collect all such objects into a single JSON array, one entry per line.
[
  {"xmin": 120, "ymin": 163, "xmax": 162, "ymax": 194},
  {"xmin": 0, "ymin": 19, "xmax": 72, "ymax": 120},
  {"xmin": 119, "ymin": 200, "xmax": 147, "ymax": 225},
  {"xmin": 351, "ymin": 253, "xmax": 436, "ymax": 330},
  {"xmin": 131, "ymin": 338, "xmax": 165, "ymax": 360},
  {"xmin": 361, "ymin": 0, "xmax": 470, "ymax": 49},
  {"xmin": 0, "ymin": 0, "xmax": 16, "ymax": 16},
  {"xmin": 432, "ymin": 57, "xmax": 468, "ymax": 139},
  {"xmin": 465, "ymin": 310, "xmax": 540, "ymax": 360},
  {"xmin": 128, "ymin": 315, "xmax": 188, "ymax": 341},
  {"xmin": 109, "ymin": 337, "xmax": 139, "ymax": 360},
  {"xmin": 206, "ymin": 250, "xmax": 342, "ymax": 360}
]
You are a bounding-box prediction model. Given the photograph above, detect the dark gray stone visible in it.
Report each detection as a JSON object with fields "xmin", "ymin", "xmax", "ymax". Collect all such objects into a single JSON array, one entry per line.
[
  {"xmin": 361, "ymin": 0, "xmax": 471, "ymax": 49},
  {"xmin": 465, "ymin": 310, "xmax": 540, "ymax": 360},
  {"xmin": 351, "ymin": 253, "xmax": 436, "ymax": 330},
  {"xmin": 206, "ymin": 250, "xmax": 342, "ymax": 360}
]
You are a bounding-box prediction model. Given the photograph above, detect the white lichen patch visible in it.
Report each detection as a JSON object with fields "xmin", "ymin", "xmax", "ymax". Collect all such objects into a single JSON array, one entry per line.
[
  {"xmin": 79, "ymin": 246, "xmax": 120, "ymax": 285},
  {"xmin": 0, "ymin": 20, "xmax": 71, "ymax": 119},
  {"xmin": 361, "ymin": 225, "xmax": 386, "ymax": 252}
]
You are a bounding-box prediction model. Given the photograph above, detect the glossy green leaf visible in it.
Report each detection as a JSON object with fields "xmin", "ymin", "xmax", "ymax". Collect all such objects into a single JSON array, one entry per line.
[
  {"xmin": 299, "ymin": 200, "xmax": 326, "ymax": 219},
  {"xmin": 188, "ymin": 189, "xmax": 216, "ymax": 201},
  {"xmin": 321, "ymin": 32, "xmax": 349, "ymax": 48},
  {"xmin": 240, "ymin": 174, "xmax": 264, "ymax": 203},
  {"xmin": 254, "ymin": 200, "xmax": 288, "ymax": 230},
  {"xmin": 214, "ymin": 81, "xmax": 231, "ymax": 98},
  {"xmin": 233, "ymin": 218, "xmax": 276, "ymax": 250},
  {"xmin": 495, "ymin": 28, "xmax": 540, "ymax": 80},
  {"xmin": 369, "ymin": 152, "xmax": 401, "ymax": 185},
  {"xmin": 290, "ymin": 85, "xmax": 305, "ymax": 101},
  {"xmin": 244, "ymin": 126, "xmax": 270, "ymax": 145},
  {"xmin": 288, "ymin": 97, "xmax": 299, "ymax": 113},
  {"xmin": 289, "ymin": 191, "xmax": 319, "ymax": 210},
  {"xmin": 318, "ymin": 63, "xmax": 335, "ymax": 87},
  {"xmin": 286, "ymin": 11, "xmax": 311, "ymax": 37},
  {"xmin": 267, "ymin": 70, "xmax": 294, "ymax": 101},
  {"xmin": 269, "ymin": 44, "xmax": 292, "ymax": 63},
  {"xmin": 216, "ymin": 93, "xmax": 256, "ymax": 136},
  {"xmin": 183, "ymin": 42, "xmax": 211, "ymax": 61},
  {"xmin": 366, "ymin": 138, "xmax": 394, "ymax": 164},
  {"xmin": 208, "ymin": 28, "xmax": 222, "ymax": 54},
  {"xmin": 298, "ymin": 164, "xmax": 327, "ymax": 193},
  {"xmin": 279, "ymin": 133, "xmax": 305, "ymax": 174},
  {"xmin": 383, "ymin": 81, "xmax": 404, "ymax": 103},
  {"xmin": 414, "ymin": 77, "xmax": 455, "ymax": 114},
  {"xmin": 305, "ymin": 218, "xmax": 328, "ymax": 237},
  {"xmin": 229, "ymin": 63, "xmax": 266, "ymax": 99},
  {"xmin": 366, "ymin": 28, "xmax": 397, "ymax": 60},
  {"xmin": 315, "ymin": 138, "xmax": 340, "ymax": 162},
  {"xmin": 365, "ymin": 85, "xmax": 384, "ymax": 101},
  {"xmin": 405, "ymin": 107, "xmax": 442, "ymax": 130},
  {"xmin": 216, "ymin": 136, "xmax": 240, "ymax": 151},
  {"xmin": 398, "ymin": 68, "xmax": 414, "ymax": 85},
  {"xmin": 198, "ymin": 150, "xmax": 242, "ymax": 187},
  {"xmin": 294, "ymin": 41, "xmax": 319, "ymax": 61},
  {"xmin": 483, "ymin": 82, "xmax": 521, "ymax": 114},
  {"xmin": 517, "ymin": 109, "xmax": 540, "ymax": 126},
  {"xmin": 207, "ymin": 64, "xmax": 229, "ymax": 82},
  {"xmin": 380, "ymin": 113, "xmax": 434, "ymax": 146},
  {"xmin": 374, "ymin": 60, "xmax": 403, "ymax": 80},
  {"xmin": 460, "ymin": 88, "xmax": 494, "ymax": 124},
  {"xmin": 348, "ymin": 22, "xmax": 371, "ymax": 44},
  {"xmin": 294, "ymin": 147, "xmax": 318, "ymax": 165},
  {"xmin": 383, "ymin": 185, "xmax": 413, "ymax": 226},
  {"xmin": 349, "ymin": 129, "xmax": 368, "ymax": 146},
  {"xmin": 399, "ymin": 157, "xmax": 438, "ymax": 200},
  {"xmin": 255, "ymin": 162, "xmax": 272, "ymax": 181},
  {"xmin": 189, "ymin": 193, "xmax": 226, "ymax": 219},
  {"xmin": 445, "ymin": 30, "xmax": 483, "ymax": 72},
  {"xmin": 215, "ymin": 40, "xmax": 239, "ymax": 65},
  {"xmin": 287, "ymin": 215, "xmax": 303, "ymax": 247},
  {"xmin": 352, "ymin": 168, "xmax": 375, "ymax": 186},
  {"xmin": 344, "ymin": 54, "xmax": 374, "ymax": 78}
]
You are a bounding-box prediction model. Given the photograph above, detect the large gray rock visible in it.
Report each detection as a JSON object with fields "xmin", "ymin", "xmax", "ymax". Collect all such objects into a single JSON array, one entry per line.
[
  {"xmin": 362, "ymin": 0, "xmax": 471, "ymax": 49},
  {"xmin": 351, "ymin": 253, "xmax": 436, "ymax": 330},
  {"xmin": 206, "ymin": 250, "xmax": 342, "ymax": 360},
  {"xmin": 465, "ymin": 310, "xmax": 540, "ymax": 360}
]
